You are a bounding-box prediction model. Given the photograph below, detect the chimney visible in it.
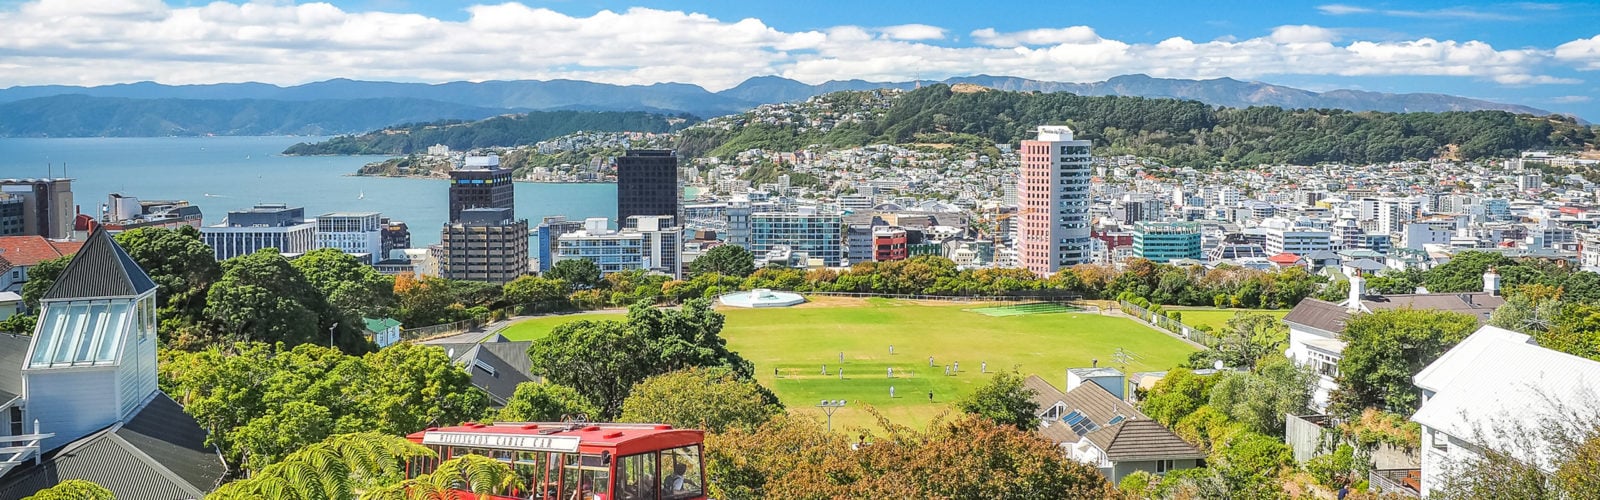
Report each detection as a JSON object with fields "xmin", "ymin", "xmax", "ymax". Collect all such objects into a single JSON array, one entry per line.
[
  {"xmin": 1484, "ymin": 267, "xmax": 1501, "ymax": 296},
  {"xmin": 1348, "ymin": 273, "xmax": 1366, "ymax": 312}
]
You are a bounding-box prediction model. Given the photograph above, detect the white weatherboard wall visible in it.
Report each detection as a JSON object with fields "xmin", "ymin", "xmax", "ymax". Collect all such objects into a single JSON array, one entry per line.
[{"xmin": 23, "ymin": 368, "xmax": 120, "ymax": 452}]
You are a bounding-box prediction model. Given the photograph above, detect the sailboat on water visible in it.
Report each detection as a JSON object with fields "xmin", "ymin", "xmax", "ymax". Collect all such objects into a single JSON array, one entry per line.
[{"xmin": 358, "ymin": 191, "xmax": 365, "ymax": 200}]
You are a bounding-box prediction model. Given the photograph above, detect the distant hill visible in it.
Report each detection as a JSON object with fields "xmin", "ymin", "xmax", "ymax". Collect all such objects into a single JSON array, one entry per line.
[
  {"xmin": 0, "ymin": 95, "xmax": 513, "ymax": 137},
  {"xmin": 281, "ymin": 111, "xmax": 694, "ymax": 155},
  {"xmin": 0, "ymin": 74, "xmax": 1571, "ymax": 138},
  {"xmin": 685, "ymin": 84, "xmax": 1596, "ymax": 168},
  {"xmin": 719, "ymin": 74, "xmax": 1558, "ymax": 117}
]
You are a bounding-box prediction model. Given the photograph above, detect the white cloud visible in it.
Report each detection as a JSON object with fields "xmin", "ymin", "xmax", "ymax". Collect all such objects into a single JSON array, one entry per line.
[
  {"xmin": 878, "ymin": 24, "xmax": 945, "ymax": 41},
  {"xmin": 970, "ymin": 26, "xmax": 1101, "ymax": 47},
  {"xmin": 1550, "ymin": 95, "xmax": 1592, "ymax": 103},
  {"xmin": 1316, "ymin": 3, "xmax": 1521, "ymax": 21},
  {"xmin": 1269, "ymin": 25, "xmax": 1340, "ymax": 44},
  {"xmin": 0, "ymin": 1, "xmax": 1585, "ymax": 91},
  {"xmin": 1555, "ymin": 35, "xmax": 1600, "ymax": 70}
]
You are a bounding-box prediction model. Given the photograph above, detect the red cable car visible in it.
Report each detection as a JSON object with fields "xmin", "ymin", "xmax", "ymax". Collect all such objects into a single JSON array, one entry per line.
[{"xmin": 405, "ymin": 422, "xmax": 707, "ymax": 500}]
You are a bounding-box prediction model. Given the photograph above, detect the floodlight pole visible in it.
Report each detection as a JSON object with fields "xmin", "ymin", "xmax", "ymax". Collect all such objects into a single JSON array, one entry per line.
[{"xmin": 817, "ymin": 400, "xmax": 847, "ymax": 432}]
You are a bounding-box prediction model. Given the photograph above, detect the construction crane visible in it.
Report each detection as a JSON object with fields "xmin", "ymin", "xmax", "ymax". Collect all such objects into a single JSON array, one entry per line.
[{"xmin": 970, "ymin": 207, "xmax": 1037, "ymax": 246}]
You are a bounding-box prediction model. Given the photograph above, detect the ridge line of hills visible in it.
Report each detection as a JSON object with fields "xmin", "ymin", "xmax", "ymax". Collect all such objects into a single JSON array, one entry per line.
[{"xmin": 0, "ymin": 74, "xmax": 1573, "ymax": 138}]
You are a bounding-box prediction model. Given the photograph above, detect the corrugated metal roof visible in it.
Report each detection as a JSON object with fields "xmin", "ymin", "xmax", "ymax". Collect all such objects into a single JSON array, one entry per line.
[
  {"xmin": 1283, "ymin": 298, "xmax": 1352, "ymax": 334},
  {"xmin": 41, "ymin": 228, "xmax": 155, "ymax": 300},
  {"xmin": 0, "ymin": 393, "xmax": 223, "ymax": 499},
  {"xmin": 0, "ymin": 334, "xmax": 30, "ymax": 398},
  {"xmin": 1411, "ymin": 325, "xmax": 1600, "ymax": 472},
  {"xmin": 115, "ymin": 394, "xmax": 226, "ymax": 492}
]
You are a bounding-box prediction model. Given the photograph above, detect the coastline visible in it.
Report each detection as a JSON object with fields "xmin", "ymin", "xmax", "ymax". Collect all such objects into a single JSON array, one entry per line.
[{"xmin": 343, "ymin": 172, "xmax": 615, "ymax": 184}]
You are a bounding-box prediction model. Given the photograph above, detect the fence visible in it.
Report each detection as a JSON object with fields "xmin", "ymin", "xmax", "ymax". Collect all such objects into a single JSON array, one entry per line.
[
  {"xmin": 402, "ymin": 319, "xmax": 479, "ymax": 341},
  {"xmin": 1118, "ymin": 300, "xmax": 1218, "ymax": 347},
  {"xmin": 803, "ymin": 290, "xmax": 1084, "ymax": 305}
]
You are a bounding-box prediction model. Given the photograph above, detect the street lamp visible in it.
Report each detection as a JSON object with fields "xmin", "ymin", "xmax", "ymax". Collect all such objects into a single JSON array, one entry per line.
[
  {"xmin": 816, "ymin": 400, "xmax": 847, "ymax": 432},
  {"xmin": 329, "ymin": 322, "xmax": 339, "ymax": 348}
]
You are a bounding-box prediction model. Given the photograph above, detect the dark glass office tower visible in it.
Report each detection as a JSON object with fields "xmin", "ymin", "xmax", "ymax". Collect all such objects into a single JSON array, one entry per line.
[
  {"xmin": 615, "ymin": 150, "xmax": 678, "ymax": 228},
  {"xmin": 448, "ymin": 159, "xmax": 514, "ymax": 222}
]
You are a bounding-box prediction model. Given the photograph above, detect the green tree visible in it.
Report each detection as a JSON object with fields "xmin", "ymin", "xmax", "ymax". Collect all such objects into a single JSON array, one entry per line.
[
  {"xmin": 228, "ymin": 401, "xmax": 336, "ymax": 473},
  {"xmin": 527, "ymin": 300, "xmax": 754, "ymax": 418},
  {"xmin": 620, "ymin": 367, "xmax": 781, "ymax": 433},
  {"xmin": 1140, "ymin": 368, "xmax": 1217, "ymax": 427},
  {"xmin": 1185, "ymin": 312, "xmax": 1288, "ymax": 369},
  {"xmin": 204, "ymin": 248, "xmax": 346, "ymax": 347},
  {"xmin": 358, "ymin": 343, "xmax": 490, "ymax": 435},
  {"xmin": 0, "ymin": 314, "xmax": 36, "ymax": 334},
  {"xmin": 22, "ymin": 480, "xmax": 113, "ymax": 500},
  {"xmin": 546, "ymin": 259, "xmax": 602, "ymax": 290},
  {"xmin": 291, "ymin": 247, "xmax": 396, "ymax": 321},
  {"xmin": 206, "ymin": 432, "xmax": 434, "ymax": 500},
  {"xmin": 1423, "ymin": 251, "xmax": 1514, "ymax": 293},
  {"xmin": 363, "ymin": 455, "xmax": 519, "ymax": 500},
  {"xmin": 707, "ymin": 412, "xmax": 1112, "ymax": 499},
  {"xmin": 690, "ymin": 245, "xmax": 756, "ymax": 278},
  {"xmin": 115, "ymin": 226, "xmax": 222, "ymax": 328},
  {"xmin": 1329, "ymin": 309, "xmax": 1479, "ymax": 416},
  {"xmin": 1206, "ymin": 357, "xmax": 1315, "ymax": 437},
  {"xmin": 496, "ymin": 382, "xmax": 598, "ymax": 422},
  {"xmin": 501, "ymin": 275, "xmax": 569, "ymax": 313},
  {"xmin": 19, "ymin": 255, "xmax": 70, "ymax": 311},
  {"xmin": 954, "ymin": 370, "xmax": 1039, "ymax": 429}
]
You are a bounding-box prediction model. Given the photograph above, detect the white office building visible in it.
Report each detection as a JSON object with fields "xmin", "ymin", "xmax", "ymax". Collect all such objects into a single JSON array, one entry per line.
[
  {"xmin": 201, "ymin": 203, "xmax": 316, "ymax": 261},
  {"xmin": 315, "ymin": 212, "xmax": 383, "ymax": 264},
  {"xmin": 1265, "ymin": 227, "xmax": 1332, "ymax": 256},
  {"xmin": 555, "ymin": 216, "xmax": 682, "ymax": 278}
]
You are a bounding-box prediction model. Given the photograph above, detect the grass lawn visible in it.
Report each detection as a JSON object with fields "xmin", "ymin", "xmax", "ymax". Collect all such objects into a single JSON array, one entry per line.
[
  {"xmin": 500, "ymin": 298, "xmax": 1198, "ymax": 431},
  {"xmin": 1164, "ymin": 307, "xmax": 1288, "ymax": 332}
]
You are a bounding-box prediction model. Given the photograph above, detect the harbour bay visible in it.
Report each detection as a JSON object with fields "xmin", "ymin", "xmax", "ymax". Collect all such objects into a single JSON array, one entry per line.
[{"xmin": 0, "ymin": 136, "xmax": 618, "ymax": 248}]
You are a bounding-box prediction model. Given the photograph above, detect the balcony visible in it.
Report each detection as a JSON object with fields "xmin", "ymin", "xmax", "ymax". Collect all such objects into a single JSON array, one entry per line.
[{"xmin": 1369, "ymin": 469, "xmax": 1421, "ymax": 498}]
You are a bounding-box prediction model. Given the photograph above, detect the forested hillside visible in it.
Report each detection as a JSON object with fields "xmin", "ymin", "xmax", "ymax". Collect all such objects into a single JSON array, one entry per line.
[
  {"xmin": 283, "ymin": 111, "xmax": 695, "ymax": 155},
  {"xmin": 0, "ymin": 95, "xmax": 511, "ymax": 137},
  {"xmin": 683, "ymin": 84, "xmax": 1597, "ymax": 167}
]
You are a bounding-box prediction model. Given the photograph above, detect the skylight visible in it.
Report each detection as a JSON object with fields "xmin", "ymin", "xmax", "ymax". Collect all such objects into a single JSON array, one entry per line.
[{"xmin": 29, "ymin": 300, "xmax": 130, "ymax": 368}]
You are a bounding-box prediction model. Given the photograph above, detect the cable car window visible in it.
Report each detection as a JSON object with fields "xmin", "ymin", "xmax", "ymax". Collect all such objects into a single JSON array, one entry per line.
[
  {"xmin": 562, "ymin": 454, "xmax": 611, "ymax": 500},
  {"xmin": 560, "ymin": 454, "xmax": 580, "ymax": 500},
  {"xmin": 616, "ymin": 452, "xmax": 657, "ymax": 500},
  {"xmin": 660, "ymin": 446, "xmax": 703, "ymax": 500},
  {"xmin": 517, "ymin": 452, "xmax": 547, "ymax": 500}
]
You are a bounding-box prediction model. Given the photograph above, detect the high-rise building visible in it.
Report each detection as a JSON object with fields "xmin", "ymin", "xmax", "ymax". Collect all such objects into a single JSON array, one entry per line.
[
  {"xmin": 447, "ymin": 155, "xmax": 514, "ymax": 222},
  {"xmin": 536, "ymin": 216, "xmax": 588, "ymax": 274},
  {"xmin": 0, "ymin": 178, "xmax": 74, "ymax": 239},
  {"xmin": 380, "ymin": 218, "xmax": 411, "ymax": 257},
  {"xmin": 201, "ymin": 203, "xmax": 316, "ymax": 261},
  {"xmin": 0, "ymin": 194, "xmax": 25, "ymax": 236},
  {"xmin": 439, "ymin": 207, "xmax": 529, "ymax": 284},
  {"xmin": 873, "ymin": 227, "xmax": 909, "ymax": 262},
  {"xmin": 616, "ymin": 150, "xmax": 678, "ymax": 227},
  {"xmin": 1017, "ymin": 126, "xmax": 1092, "ymax": 276},
  {"xmin": 315, "ymin": 212, "xmax": 383, "ymax": 264},
  {"xmin": 1133, "ymin": 222, "xmax": 1203, "ymax": 263}
]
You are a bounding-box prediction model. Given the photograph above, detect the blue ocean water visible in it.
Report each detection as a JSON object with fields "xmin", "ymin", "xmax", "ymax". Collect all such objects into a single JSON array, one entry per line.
[{"xmin": 0, "ymin": 136, "xmax": 617, "ymax": 247}]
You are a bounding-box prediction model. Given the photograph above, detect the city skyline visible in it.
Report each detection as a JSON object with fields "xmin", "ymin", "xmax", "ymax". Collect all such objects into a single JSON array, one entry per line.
[{"xmin": 0, "ymin": 0, "xmax": 1597, "ymax": 118}]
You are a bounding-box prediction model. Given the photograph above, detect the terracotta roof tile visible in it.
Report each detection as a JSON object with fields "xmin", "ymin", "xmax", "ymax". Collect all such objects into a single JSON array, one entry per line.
[{"xmin": 0, "ymin": 236, "xmax": 81, "ymax": 267}]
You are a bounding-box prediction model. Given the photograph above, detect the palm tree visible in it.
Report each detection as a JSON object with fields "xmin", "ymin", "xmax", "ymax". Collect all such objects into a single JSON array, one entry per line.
[
  {"xmin": 207, "ymin": 432, "xmax": 434, "ymax": 500},
  {"xmin": 362, "ymin": 454, "xmax": 520, "ymax": 500}
]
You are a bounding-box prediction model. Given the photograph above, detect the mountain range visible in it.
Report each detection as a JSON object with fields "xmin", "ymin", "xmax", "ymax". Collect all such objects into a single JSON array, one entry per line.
[{"xmin": 0, "ymin": 75, "xmax": 1564, "ymax": 137}]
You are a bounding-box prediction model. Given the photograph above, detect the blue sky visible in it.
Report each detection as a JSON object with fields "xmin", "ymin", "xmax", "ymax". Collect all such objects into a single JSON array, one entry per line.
[{"xmin": 3, "ymin": 0, "xmax": 1599, "ymax": 118}]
